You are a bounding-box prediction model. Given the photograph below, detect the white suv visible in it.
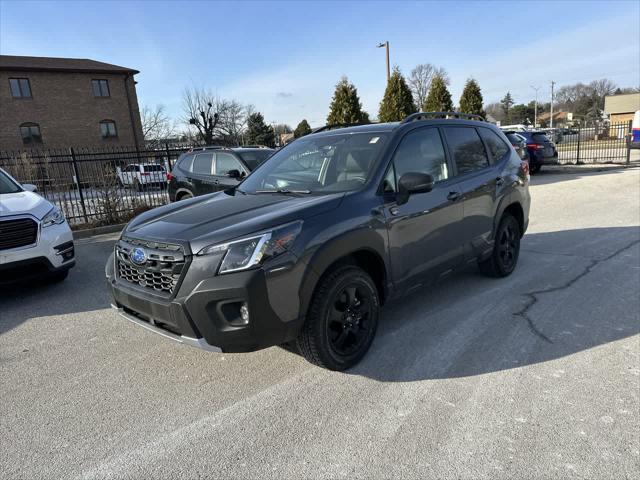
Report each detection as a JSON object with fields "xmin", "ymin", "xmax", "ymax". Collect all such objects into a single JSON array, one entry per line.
[
  {"xmin": 117, "ymin": 163, "xmax": 167, "ymax": 191},
  {"xmin": 0, "ymin": 168, "xmax": 75, "ymax": 283}
]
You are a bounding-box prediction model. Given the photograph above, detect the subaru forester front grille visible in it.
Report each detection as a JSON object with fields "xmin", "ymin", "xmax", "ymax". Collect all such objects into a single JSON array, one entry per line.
[{"xmin": 115, "ymin": 237, "xmax": 187, "ymax": 295}]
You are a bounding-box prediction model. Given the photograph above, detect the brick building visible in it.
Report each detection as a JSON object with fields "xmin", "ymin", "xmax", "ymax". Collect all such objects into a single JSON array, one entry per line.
[{"xmin": 0, "ymin": 55, "xmax": 144, "ymax": 150}]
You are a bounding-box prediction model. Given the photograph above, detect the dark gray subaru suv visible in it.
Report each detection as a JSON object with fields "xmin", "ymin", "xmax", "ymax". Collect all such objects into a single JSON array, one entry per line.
[{"xmin": 106, "ymin": 112, "xmax": 531, "ymax": 370}]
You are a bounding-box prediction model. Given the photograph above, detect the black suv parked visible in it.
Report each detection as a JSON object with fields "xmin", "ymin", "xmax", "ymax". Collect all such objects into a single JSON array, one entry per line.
[
  {"xmin": 168, "ymin": 146, "xmax": 274, "ymax": 201},
  {"xmin": 518, "ymin": 131, "xmax": 558, "ymax": 173},
  {"xmin": 106, "ymin": 112, "xmax": 530, "ymax": 370}
]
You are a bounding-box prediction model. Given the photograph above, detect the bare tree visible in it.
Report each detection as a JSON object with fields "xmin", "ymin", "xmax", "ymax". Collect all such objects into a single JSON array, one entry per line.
[
  {"xmin": 141, "ymin": 104, "xmax": 176, "ymax": 144},
  {"xmin": 408, "ymin": 64, "xmax": 449, "ymax": 110},
  {"xmin": 216, "ymin": 99, "xmax": 249, "ymax": 145},
  {"xmin": 182, "ymin": 86, "xmax": 221, "ymax": 144}
]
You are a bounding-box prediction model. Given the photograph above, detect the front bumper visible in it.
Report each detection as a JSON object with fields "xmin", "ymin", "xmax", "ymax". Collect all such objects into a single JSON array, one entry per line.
[
  {"xmin": 106, "ymin": 250, "xmax": 307, "ymax": 353},
  {"xmin": 0, "ymin": 220, "xmax": 75, "ymax": 283}
]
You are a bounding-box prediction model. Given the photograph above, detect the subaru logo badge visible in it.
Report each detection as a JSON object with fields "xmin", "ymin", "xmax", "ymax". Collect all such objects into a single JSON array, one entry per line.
[{"xmin": 130, "ymin": 247, "xmax": 147, "ymax": 266}]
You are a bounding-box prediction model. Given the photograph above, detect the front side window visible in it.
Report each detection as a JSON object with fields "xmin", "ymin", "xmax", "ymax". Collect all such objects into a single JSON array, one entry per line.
[
  {"xmin": 92, "ymin": 79, "xmax": 110, "ymax": 97},
  {"xmin": 391, "ymin": 127, "xmax": 449, "ymax": 185},
  {"xmin": 239, "ymin": 132, "xmax": 390, "ymax": 194},
  {"xmin": 478, "ymin": 128, "xmax": 510, "ymax": 164},
  {"xmin": 100, "ymin": 120, "xmax": 117, "ymax": 138},
  {"xmin": 442, "ymin": 126, "xmax": 489, "ymax": 175},
  {"xmin": 191, "ymin": 153, "xmax": 214, "ymax": 174},
  {"xmin": 10, "ymin": 78, "xmax": 32, "ymax": 98},
  {"xmin": 20, "ymin": 123, "xmax": 42, "ymax": 144},
  {"xmin": 215, "ymin": 153, "xmax": 244, "ymax": 175}
]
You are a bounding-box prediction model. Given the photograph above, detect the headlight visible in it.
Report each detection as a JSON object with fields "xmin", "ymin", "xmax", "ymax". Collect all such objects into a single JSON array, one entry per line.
[
  {"xmin": 198, "ymin": 221, "xmax": 302, "ymax": 274},
  {"xmin": 42, "ymin": 206, "xmax": 65, "ymax": 227}
]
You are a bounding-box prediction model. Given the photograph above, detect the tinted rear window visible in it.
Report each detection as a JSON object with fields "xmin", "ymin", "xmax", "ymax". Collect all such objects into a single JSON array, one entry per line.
[
  {"xmin": 237, "ymin": 150, "xmax": 272, "ymax": 170},
  {"xmin": 532, "ymin": 133, "xmax": 551, "ymax": 143},
  {"xmin": 142, "ymin": 164, "xmax": 165, "ymax": 172},
  {"xmin": 442, "ymin": 126, "xmax": 490, "ymax": 175}
]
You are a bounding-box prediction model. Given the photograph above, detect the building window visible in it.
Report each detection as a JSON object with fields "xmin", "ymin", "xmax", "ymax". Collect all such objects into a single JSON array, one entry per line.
[
  {"xmin": 20, "ymin": 123, "xmax": 42, "ymax": 144},
  {"xmin": 100, "ymin": 120, "xmax": 118, "ymax": 138},
  {"xmin": 10, "ymin": 78, "xmax": 32, "ymax": 98},
  {"xmin": 92, "ymin": 79, "xmax": 110, "ymax": 97}
]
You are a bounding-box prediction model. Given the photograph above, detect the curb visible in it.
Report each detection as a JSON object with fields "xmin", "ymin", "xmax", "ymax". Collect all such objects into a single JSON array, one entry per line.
[
  {"xmin": 542, "ymin": 163, "xmax": 639, "ymax": 174},
  {"xmin": 73, "ymin": 223, "xmax": 125, "ymax": 240}
]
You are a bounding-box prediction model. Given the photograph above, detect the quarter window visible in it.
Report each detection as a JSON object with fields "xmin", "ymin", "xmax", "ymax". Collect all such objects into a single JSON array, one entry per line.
[
  {"xmin": 20, "ymin": 123, "xmax": 42, "ymax": 144},
  {"xmin": 215, "ymin": 153, "xmax": 244, "ymax": 175},
  {"xmin": 100, "ymin": 120, "xmax": 118, "ymax": 138},
  {"xmin": 478, "ymin": 128, "xmax": 510, "ymax": 164},
  {"xmin": 10, "ymin": 78, "xmax": 32, "ymax": 98},
  {"xmin": 191, "ymin": 153, "xmax": 214, "ymax": 174},
  {"xmin": 442, "ymin": 127, "xmax": 490, "ymax": 175},
  {"xmin": 92, "ymin": 79, "xmax": 110, "ymax": 97},
  {"xmin": 391, "ymin": 127, "xmax": 449, "ymax": 185}
]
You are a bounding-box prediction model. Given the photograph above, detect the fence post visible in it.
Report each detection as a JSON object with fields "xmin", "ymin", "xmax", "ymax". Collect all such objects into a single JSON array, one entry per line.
[
  {"xmin": 69, "ymin": 147, "xmax": 89, "ymax": 223},
  {"xmin": 575, "ymin": 126, "xmax": 581, "ymax": 165},
  {"xmin": 165, "ymin": 143, "xmax": 173, "ymax": 170}
]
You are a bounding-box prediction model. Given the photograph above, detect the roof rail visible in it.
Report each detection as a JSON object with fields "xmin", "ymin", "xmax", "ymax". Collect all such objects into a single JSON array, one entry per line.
[
  {"xmin": 188, "ymin": 145, "xmax": 228, "ymax": 152},
  {"xmin": 401, "ymin": 112, "xmax": 485, "ymax": 124},
  {"xmin": 311, "ymin": 122, "xmax": 372, "ymax": 134}
]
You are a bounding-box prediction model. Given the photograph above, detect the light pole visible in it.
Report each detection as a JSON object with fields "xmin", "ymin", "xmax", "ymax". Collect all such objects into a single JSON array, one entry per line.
[
  {"xmin": 550, "ymin": 80, "xmax": 556, "ymax": 129},
  {"xmin": 530, "ymin": 85, "xmax": 540, "ymax": 127},
  {"xmin": 377, "ymin": 41, "xmax": 390, "ymax": 82}
]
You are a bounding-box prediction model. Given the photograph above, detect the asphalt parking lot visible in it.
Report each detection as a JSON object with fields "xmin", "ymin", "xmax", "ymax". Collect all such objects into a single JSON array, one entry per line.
[{"xmin": 1, "ymin": 167, "xmax": 639, "ymax": 479}]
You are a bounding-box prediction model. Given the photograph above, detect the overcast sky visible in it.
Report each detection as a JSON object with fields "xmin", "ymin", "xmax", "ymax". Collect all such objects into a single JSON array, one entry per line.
[{"xmin": 1, "ymin": 0, "xmax": 639, "ymax": 128}]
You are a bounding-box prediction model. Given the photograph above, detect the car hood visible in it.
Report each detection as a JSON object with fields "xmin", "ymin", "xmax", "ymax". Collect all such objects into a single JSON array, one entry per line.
[
  {"xmin": 124, "ymin": 190, "xmax": 344, "ymax": 252},
  {"xmin": 0, "ymin": 191, "xmax": 52, "ymax": 219}
]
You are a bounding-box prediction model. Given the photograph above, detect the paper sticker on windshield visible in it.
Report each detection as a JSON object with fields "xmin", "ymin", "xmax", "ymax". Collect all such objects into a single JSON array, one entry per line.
[{"xmin": 369, "ymin": 137, "xmax": 380, "ymax": 144}]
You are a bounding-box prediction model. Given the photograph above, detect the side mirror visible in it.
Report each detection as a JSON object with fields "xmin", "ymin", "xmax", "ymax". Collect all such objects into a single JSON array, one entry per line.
[
  {"xmin": 227, "ymin": 169, "xmax": 241, "ymax": 179},
  {"xmin": 397, "ymin": 172, "xmax": 434, "ymax": 205},
  {"xmin": 23, "ymin": 183, "xmax": 37, "ymax": 192}
]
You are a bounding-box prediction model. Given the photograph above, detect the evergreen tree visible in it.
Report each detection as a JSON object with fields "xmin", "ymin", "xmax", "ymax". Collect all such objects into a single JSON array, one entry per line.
[
  {"xmin": 422, "ymin": 74, "xmax": 453, "ymax": 112},
  {"xmin": 245, "ymin": 112, "xmax": 275, "ymax": 147},
  {"xmin": 459, "ymin": 78, "xmax": 484, "ymax": 116},
  {"xmin": 327, "ymin": 76, "xmax": 369, "ymax": 125},
  {"xmin": 378, "ymin": 66, "xmax": 416, "ymax": 122},
  {"xmin": 500, "ymin": 92, "xmax": 515, "ymax": 123},
  {"xmin": 294, "ymin": 119, "xmax": 312, "ymax": 138}
]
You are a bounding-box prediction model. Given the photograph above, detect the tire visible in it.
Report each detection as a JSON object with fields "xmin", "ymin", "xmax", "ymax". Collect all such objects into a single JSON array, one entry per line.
[
  {"xmin": 479, "ymin": 213, "xmax": 521, "ymax": 277},
  {"xmin": 296, "ymin": 265, "xmax": 380, "ymax": 371},
  {"xmin": 178, "ymin": 192, "xmax": 193, "ymax": 201},
  {"xmin": 530, "ymin": 164, "xmax": 541, "ymax": 174}
]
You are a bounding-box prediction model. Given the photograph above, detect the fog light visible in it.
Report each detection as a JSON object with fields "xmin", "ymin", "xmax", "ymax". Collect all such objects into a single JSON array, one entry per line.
[{"xmin": 240, "ymin": 303, "xmax": 250, "ymax": 324}]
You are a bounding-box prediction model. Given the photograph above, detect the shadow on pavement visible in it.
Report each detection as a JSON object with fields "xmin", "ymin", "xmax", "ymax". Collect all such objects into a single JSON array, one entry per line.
[{"xmin": 530, "ymin": 165, "xmax": 634, "ymax": 186}]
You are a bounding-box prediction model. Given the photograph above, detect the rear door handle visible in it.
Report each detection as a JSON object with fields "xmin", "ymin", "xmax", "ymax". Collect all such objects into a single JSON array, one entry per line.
[
  {"xmin": 447, "ymin": 191, "xmax": 462, "ymax": 201},
  {"xmin": 496, "ymin": 176, "xmax": 505, "ymax": 186}
]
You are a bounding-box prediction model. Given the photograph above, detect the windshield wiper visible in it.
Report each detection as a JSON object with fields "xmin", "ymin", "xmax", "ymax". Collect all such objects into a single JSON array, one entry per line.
[{"xmin": 254, "ymin": 188, "xmax": 311, "ymax": 194}]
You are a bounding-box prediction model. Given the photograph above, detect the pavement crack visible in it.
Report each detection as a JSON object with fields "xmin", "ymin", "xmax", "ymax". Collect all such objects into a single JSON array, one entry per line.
[{"xmin": 514, "ymin": 238, "xmax": 640, "ymax": 344}]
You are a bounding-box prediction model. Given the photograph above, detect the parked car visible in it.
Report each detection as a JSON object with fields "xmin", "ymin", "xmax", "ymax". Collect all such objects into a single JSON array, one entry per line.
[
  {"xmin": 0, "ymin": 168, "xmax": 75, "ymax": 284},
  {"xmin": 118, "ymin": 163, "xmax": 167, "ymax": 191},
  {"xmin": 517, "ymin": 131, "xmax": 558, "ymax": 173},
  {"xmin": 106, "ymin": 113, "xmax": 530, "ymax": 370},
  {"xmin": 503, "ymin": 131, "xmax": 529, "ymax": 160},
  {"xmin": 167, "ymin": 146, "xmax": 274, "ymax": 201}
]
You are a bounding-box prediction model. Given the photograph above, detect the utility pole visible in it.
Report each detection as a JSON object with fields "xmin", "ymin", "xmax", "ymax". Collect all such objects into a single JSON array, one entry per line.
[
  {"xmin": 550, "ymin": 80, "xmax": 556, "ymax": 129},
  {"xmin": 530, "ymin": 85, "xmax": 540, "ymax": 127},
  {"xmin": 377, "ymin": 41, "xmax": 390, "ymax": 82}
]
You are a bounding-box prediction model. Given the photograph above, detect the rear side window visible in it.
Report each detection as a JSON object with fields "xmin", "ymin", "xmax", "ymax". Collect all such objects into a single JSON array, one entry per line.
[
  {"xmin": 478, "ymin": 128, "xmax": 510, "ymax": 164},
  {"xmin": 192, "ymin": 153, "xmax": 214, "ymax": 174},
  {"xmin": 506, "ymin": 133, "xmax": 520, "ymax": 144},
  {"xmin": 442, "ymin": 127, "xmax": 489, "ymax": 175}
]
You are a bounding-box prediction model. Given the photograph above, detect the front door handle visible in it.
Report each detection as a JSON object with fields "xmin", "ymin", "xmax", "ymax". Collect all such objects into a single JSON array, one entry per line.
[
  {"xmin": 447, "ymin": 191, "xmax": 462, "ymax": 201},
  {"xmin": 496, "ymin": 176, "xmax": 505, "ymax": 186},
  {"xmin": 389, "ymin": 206, "xmax": 400, "ymax": 216}
]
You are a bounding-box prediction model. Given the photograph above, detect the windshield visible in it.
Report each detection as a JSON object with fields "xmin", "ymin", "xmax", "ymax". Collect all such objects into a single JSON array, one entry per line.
[
  {"xmin": 239, "ymin": 132, "xmax": 389, "ymax": 194},
  {"xmin": 236, "ymin": 150, "xmax": 272, "ymax": 170},
  {"xmin": 0, "ymin": 170, "xmax": 22, "ymax": 194}
]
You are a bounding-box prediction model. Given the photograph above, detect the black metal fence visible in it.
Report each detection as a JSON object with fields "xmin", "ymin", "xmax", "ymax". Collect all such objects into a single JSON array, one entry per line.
[
  {"xmin": 553, "ymin": 121, "xmax": 632, "ymax": 165},
  {"xmin": 0, "ymin": 144, "xmax": 193, "ymax": 228}
]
